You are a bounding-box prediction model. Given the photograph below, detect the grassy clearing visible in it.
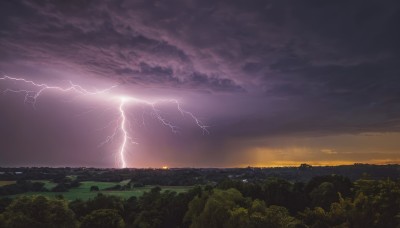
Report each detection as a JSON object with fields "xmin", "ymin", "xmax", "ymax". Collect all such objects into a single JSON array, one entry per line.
[
  {"xmin": 0, "ymin": 181, "xmax": 16, "ymax": 187},
  {"xmin": 31, "ymin": 180, "xmax": 58, "ymax": 189},
  {"xmin": 3, "ymin": 181, "xmax": 193, "ymax": 201}
]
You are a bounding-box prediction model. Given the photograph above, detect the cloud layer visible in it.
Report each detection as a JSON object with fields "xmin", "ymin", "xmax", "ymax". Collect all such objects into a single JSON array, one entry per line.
[{"xmin": 1, "ymin": 0, "xmax": 400, "ymax": 167}]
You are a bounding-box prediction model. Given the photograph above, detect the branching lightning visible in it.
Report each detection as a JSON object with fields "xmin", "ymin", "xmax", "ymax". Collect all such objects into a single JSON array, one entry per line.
[
  {"xmin": 0, "ymin": 75, "xmax": 209, "ymax": 168},
  {"xmin": 0, "ymin": 75, "xmax": 117, "ymax": 108}
]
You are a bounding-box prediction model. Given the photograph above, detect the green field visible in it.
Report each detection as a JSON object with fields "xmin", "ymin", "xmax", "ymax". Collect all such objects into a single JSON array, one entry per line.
[{"xmin": 4, "ymin": 181, "xmax": 192, "ymax": 201}]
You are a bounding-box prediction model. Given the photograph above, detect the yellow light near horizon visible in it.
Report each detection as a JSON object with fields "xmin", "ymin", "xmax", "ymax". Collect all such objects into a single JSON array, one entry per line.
[{"xmin": 162, "ymin": 166, "xmax": 169, "ymax": 170}]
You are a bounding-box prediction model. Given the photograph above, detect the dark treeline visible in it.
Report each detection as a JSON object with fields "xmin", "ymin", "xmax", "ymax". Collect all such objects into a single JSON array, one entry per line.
[
  {"xmin": 1, "ymin": 175, "xmax": 400, "ymax": 228},
  {"xmin": 1, "ymin": 164, "xmax": 400, "ymax": 184},
  {"xmin": 0, "ymin": 179, "xmax": 82, "ymax": 196},
  {"xmin": 0, "ymin": 180, "xmax": 48, "ymax": 196}
]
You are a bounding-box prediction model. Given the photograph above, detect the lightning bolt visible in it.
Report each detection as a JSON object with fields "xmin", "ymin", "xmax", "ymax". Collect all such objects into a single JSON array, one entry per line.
[
  {"xmin": 0, "ymin": 75, "xmax": 117, "ymax": 108},
  {"xmin": 0, "ymin": 75, "xmax": 209, "ymax": 168},
  {"xmin": 118, "ymin": 98, "xmax": 129, "ymax": 168}
]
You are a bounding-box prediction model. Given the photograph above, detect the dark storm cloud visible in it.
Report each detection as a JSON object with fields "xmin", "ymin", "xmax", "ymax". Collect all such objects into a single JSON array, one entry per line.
[
  {"xmin": 115, "ymin": 63, "xmax": 244, "ymax": 92},
  {"xmin": 1, "ymin": 0, "xmax": 400, "ymax": 167},
  {"xmin": 0, "ymin": 0, "xmax": 245, "ymax": 92}
]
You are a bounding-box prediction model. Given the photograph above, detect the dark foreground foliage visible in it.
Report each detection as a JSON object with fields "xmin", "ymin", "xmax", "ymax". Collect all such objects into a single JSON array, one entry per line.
[{"xmin": 1, "ymin": 175, "xmax": 400, "ymax": 228}]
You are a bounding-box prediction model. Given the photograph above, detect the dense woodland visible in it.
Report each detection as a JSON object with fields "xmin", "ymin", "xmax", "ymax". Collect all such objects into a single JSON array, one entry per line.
[{"xmin": 1, "ymin": 166, "xmax": 400, "ymax": 227}]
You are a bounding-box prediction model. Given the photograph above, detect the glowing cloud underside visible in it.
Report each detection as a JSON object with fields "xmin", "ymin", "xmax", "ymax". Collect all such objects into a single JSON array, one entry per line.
[{"xmin": 0, "ymin": 75, "xmax": 209, "ymax": 168}]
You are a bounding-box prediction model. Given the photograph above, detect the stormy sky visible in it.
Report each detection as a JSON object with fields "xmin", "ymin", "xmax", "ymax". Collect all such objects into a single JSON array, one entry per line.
[{"xmin": 1, "ymin": 0, "xmax": 400, "ymax": 168}]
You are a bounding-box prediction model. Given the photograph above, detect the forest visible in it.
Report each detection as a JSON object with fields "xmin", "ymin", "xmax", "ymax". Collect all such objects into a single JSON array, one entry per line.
[{"xmin": 1, "ymin": 171, "xmax": 400, "ymax": 228}]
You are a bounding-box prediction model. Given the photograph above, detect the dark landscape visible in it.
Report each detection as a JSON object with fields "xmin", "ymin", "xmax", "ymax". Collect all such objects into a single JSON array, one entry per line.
[
  {"xmin": 1, "ymin": 165, "xmax": 400, "ymax": 227},
  {"xmin": 1, "ymin": 0, "xmax": 400, "ymax": 227}
]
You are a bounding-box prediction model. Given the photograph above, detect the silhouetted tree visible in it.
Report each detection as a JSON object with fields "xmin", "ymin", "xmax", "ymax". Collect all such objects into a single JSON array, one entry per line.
[
  {"xmin": 185, "ymin": 188, "xmax": 299, "ymax": 228},
  {"xmin": 81, "ymin": 209, "xmax": 124, "ymax": 228},
  {"xmin": 305, "ymin": 175, "xmax": 353, "ymax": 209}
]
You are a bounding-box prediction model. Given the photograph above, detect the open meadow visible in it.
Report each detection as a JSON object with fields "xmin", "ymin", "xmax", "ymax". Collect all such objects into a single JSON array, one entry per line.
[{"xmin": 1, "ymin": 180, "xmax": 192, "ymax": 201}]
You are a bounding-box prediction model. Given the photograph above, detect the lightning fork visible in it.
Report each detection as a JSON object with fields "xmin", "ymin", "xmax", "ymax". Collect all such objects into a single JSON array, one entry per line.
[{"xmin": 0, "ymin": 75, "xmax": 208, "ymax": 168}]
